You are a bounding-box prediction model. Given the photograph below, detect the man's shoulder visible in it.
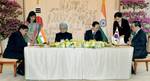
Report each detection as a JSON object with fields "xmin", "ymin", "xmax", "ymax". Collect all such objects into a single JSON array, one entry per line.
[
  {"xmin": 9, "ymin": 31, "xmax": 21, "ymax": 40},
  {"xmin": 56, "ymin": 32, "xmax": 61, "ymax": 34},
  {"xmin": 65, "ymin": 32, "xmax": 72, "ymax": 36},
  {"xmin": 86, "ymin": 30, "xmax": 92, "ymax": 33},
  {"xmin": 139, "ymin": 29, "xmax": 146, "ymax": 35},
  {"xmin": 122, "ymin": 18, "xmax": 128, "ymax": 22},
  {"xmin": 113, "ymin": 21, "xmax": 118, "ymax": 24},
  {"xmin": 56, "ymin": 32, "xmax": 61, "ymax": 37},
  {"xmin": 10, "ymin": 31, "xmax": 19, "ymax": 36}
]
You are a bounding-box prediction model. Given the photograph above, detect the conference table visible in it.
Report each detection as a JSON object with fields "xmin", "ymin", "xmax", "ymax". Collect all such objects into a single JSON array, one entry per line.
[{"xmin": 24, "ymin": 46, "xmax": 133, "ymax": 80}]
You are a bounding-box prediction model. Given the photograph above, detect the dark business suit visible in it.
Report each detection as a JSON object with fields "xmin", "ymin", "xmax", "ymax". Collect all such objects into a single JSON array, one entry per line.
[
  {"xmin": 55, "ymin": 32, "xmax": 72, "ymax": 42},
  {"xmin": 113, "ymin": 18, "xmax": 131, "ymax": 43},
  {"xmin": 3, "ymin": 31, "xmax": 27, "ymax": 75},
  {"xmin": 84, "ymin": 30, "xmax": 103, "ymax": 41},
  {"xmin": 131, "ymin": 29, "xmax": 148, "ymax": 59},
  {"xmin": 3, "ymin": 31, "xmax": 27, "ymax": 59}
]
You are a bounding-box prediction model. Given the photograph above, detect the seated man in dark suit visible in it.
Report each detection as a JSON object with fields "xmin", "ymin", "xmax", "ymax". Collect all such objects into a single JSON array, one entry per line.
[
  {"xmin": 55, "ymin": 23, "xmax": 72, "ymax": 42},
  {"xmin": 130, "ymin": 21, "xmax": 148, "ymax": 59},
  {"xmin": 129, "ymin": 21, "xmax": 148, "ymax": 74},
  {"xmin": 3, "ymin": 24, "xmax": 28, "ymax": 76},
  {"xmin": 84, "ymin": 21, "xmax": 103, "ymax": 41}
]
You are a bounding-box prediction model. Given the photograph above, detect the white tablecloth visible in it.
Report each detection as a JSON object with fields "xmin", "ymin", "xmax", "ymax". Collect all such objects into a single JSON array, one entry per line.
[{"xmin": 25, "ymin": 47, "xmax": 133, "ymax": 80}]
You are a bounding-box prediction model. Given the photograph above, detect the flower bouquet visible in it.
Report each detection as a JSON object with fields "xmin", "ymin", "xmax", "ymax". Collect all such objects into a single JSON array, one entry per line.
[{"xmin": 49, "ymin": 40, "xmax": 111, "ymax": 48}]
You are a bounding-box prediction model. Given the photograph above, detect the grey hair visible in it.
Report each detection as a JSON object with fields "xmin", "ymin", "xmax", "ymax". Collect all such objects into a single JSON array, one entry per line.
[{"xmin": 59, "ymin": 23, "xmax": 68, "ymax": 30}]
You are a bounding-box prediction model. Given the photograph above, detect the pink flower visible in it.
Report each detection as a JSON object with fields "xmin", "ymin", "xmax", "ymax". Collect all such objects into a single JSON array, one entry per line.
[
  {"xmin": 122, "ymin": 0, "xmax": 145, "ymax": 3},
  {"xmin": 0, "ymin": 0, "xmax": 22, "ymax": 40}
]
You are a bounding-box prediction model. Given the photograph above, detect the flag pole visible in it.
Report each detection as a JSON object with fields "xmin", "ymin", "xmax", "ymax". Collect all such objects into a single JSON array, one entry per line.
[{"xmin": 119, "ymin": 0, "xmax": 121, "ymax": 11}]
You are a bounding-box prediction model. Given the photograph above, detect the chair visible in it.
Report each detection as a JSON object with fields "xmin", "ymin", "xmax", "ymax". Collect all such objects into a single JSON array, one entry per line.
[
  {"xmin": 134, "ymin": 56, "xmax": 150, "ymax": 74},
  {"xmin": 0, "ymin": 58, "xmax": 17, "ymax": 77},
  {"xmin": 0, "ymin": 42, "xmax": 18, "ymax": 77},
  {"xmin": 133, "ymin": 36, "xmax": 150, "ymax": 74}
]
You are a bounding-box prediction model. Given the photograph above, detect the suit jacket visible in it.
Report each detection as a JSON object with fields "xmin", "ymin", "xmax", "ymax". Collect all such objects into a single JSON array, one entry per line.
[
  {"xmin": 3, "ymin": 31, "xmax": 27, "ymax": 59},
  {"xmin": 55, "ymin": 32, "xmax": 72, "ymax": 42},
  {"xmin": 84, "ymin": 30, "xmax": 103, "ymax": 41},
  {"xmin": 131, "ymin": 29, "xmax": 148, "ymax": 59},
  {"xmin": 113, "ymin": 18, "xmax": 131, "ymax": 43}
]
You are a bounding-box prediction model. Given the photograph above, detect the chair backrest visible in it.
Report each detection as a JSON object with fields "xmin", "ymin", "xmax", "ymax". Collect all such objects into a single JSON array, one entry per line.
[
  {"xmin": 0, "ymin": 38, "xmax": 9, "ymax": 57},
  {"xmin": 0, "ymin": 42, "xmax": 2, "ymax": 57}
]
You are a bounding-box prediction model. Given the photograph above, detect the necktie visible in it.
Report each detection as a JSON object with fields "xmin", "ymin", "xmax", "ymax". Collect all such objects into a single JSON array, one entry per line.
[{"xmin": 93, "ymin": 32, "xmax": 96, "ymax": 39}]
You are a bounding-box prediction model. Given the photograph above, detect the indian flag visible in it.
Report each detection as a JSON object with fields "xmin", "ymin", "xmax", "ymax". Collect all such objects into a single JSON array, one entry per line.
[
  {"xmin": 36, "ymin": 16, "xmax": 47, "ymax": 44},
  {"xmin": 99, "ymin": 0, "xmax": 108, "ymax": 42},
  {"xmin": 37, "ymin": 27, "xmax": 47, "ymax": 44}
]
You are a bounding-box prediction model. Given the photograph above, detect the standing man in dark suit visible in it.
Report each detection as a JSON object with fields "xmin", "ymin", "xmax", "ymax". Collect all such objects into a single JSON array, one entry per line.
[
  {"xmin": 3, "ymin": 24, "xmax": 28, "ymax": 76},
  {"xmin": 130, "ymin": 21, "xmax": 148, "ymax": 59},
  {"xmin": 55, "ymin": 22, "xmax": 72, "ymax": 42},
  {"xmin": 113, "ymin": 12, "xmax": 131, "ymax": 43},
  {"xmin": 84, "ymin": 21, "xmax": 103, "ymax": 41}
]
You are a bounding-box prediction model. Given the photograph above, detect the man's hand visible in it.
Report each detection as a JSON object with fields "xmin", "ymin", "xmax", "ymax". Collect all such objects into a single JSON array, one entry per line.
[{"xmin": 127, "ymin": 37, "xmax": 131, "ymax": 45}]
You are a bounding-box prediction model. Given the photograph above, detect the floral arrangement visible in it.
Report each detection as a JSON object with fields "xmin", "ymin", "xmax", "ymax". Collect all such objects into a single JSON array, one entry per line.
[
  {"xmin": 49, "ymin": 40, "xmax": 111, "ymax": 48},
  {"xmin": 121, "ymin": 0, "xmax": 149, "ymax": 9},
  {"xmin": 0, "ymin": 0, "xmax": 22, "ymax": 41},
  {"xmin": 121, "ymin": 0, "xmax": 150, "ymax": 33}
]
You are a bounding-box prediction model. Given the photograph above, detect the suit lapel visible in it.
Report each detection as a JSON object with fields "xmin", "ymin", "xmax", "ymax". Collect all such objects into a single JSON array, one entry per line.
[
  {"xmin": 120, "ymin": 19, "xmax": 124, "ymax": 28},
  {"xmin": 18, "ymin": 31, "xmax": 26, "ymax": 43},
  {"xmin": 89, "ymin": 30, "xmax": 95, "ymax": 39},
  {"xmin": 132, "ymin": 29, "xmax": 142, "ymax": 41}
]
